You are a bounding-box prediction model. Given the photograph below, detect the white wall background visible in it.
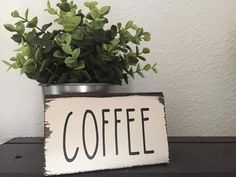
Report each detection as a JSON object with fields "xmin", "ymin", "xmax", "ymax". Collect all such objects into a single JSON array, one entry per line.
[{"xmin": 1, "ymin": 0, "xmax": 236, "ymax": 144}]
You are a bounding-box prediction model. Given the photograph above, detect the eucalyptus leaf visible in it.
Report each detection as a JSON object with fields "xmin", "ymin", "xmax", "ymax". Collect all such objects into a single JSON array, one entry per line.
[
  {"xmin": 11, "ymin": 10, "xmax": 20, "ymax": 17},
  {"xmin": 65, "ymin": 56, "xmax": 76, "ymax": 67},
  {"xmin": 142, "ymin": 47, "xmax": 150, "ymax": 54},
  {"xmin": 71, "ymin": 28, "xmax": 83, "ymax": 40},
  {"xmin": 60, "ymin": 33, "xmax": 72, "ymax": 44},
  {"xmin": 16, "ymin": 61, "xmax": 23, "ymax": 68},
  {"xmin": 128, "ymin": 55, "xmax": 139, "ymax": 65},
  {"xmin": 62, "ymin": 44, "xmax": 72, "ymax": 54},
  {"xmin": 22, "ymin": 59, "xmax": 37, "ymax": 73},
  {"xmin": 152, "ymin": 67, "xmax": 158, "ymax": 73},
  {"xmin": 129, "ymin": 67, "xmax": 134, "ymax": 79},
  {"xmin": 21, "ymin": 46, "xmax": 31, "ymax": 56},
  {"xmin": 131, "ymin": 24, "xmax": 138, "ymax": 30},
  {"xmin": 100, "ymin": 6, "xmax": 110, "ymax": 15},
  {"xmin": 75, "ymin": 60, "xmax": 85, "ymax": 70},
  {"xmin": 136, "ymin": 28, "xmax": 144, "ymax": 37},
  {"xmin": 16, "ymin": 53, "xmax": 26, "ymax": 65},
  {"xmin": 111, "ymin": 39, "xmax": 120, "ymax": 47},
  {"xmin": 42, "ymin": 23, "xmax": 52, "ymax": 32},
  {"xmin": 47, "ymin": 75, "xmax": 56, "ymax": 84},
  {"xmin": 143, "ymin": 32, "xmax": 151, "ymax": 41},
  {"xmin": 11, "ymin": 63, "xmax": 20, "ymax": 69},
  {"xmin": 137, "ymin": 70, "xmax": 144, "ymax": 78},
  {"xmin": 72, "ymin": 48, "xmax": 81, "ymax": 59},
  {"xmin": 90, "ymin": 1, "xmax": 98, "ymax": 9},
  {"xmin": 125, "ymin": 20, "xmax": 133, "ymax": 29},
  {"xmin": 136, "ymin": 63, "xmax": 141, "ymax": 72},
  {"xmin": 27, "ymin": 17, "xmax": 38, "ymax": 28},
  {"xmin": 34, "ymin": 48, "xmax": 41, "ymax": 61},
  {"xmin": 80, "ymin": 70, "xmax": 92, "ymax": 81},
  {"xmin": 3, "ymin": 0, "xmax": 156, "ymax": 85},
  {"xmin": 53, "ymin": 50, "xmax": 67, "ymax": 59},
  {"xmin": 25, "ymin": 9, "xmax": 29, "ymax": 19},
  {"xmin": 47, "ymin": 0, "xmax": 51, "ymax": 8},
  {"xmin": 47, "ymin": 8, "xmax": 58, "ymax": 15},
  {"xmin": 63, "ymin": 14, "xmax": 81, "ymax": 32},
  {"xmin": 15, "ymin": 22, "xmax": 25, "ymax": 34},
  {"xmin": 144, "ymin": 64, "xmax": 151, "ymax": 71},
  {"xmin": 137, "ymin": 55, "xmax": 146, "ymax": 61},
  {"xmin": 4, "ymin": 24, "xmax": 16, "ymax": 32},
  {"xmin": 39, "ymin": 59, "xmax": 50, "ymax": 72},
  {"xmin": 90, "ymin": 8, "xmax": 100, "ymax": 20},
  {"xmin": 11, "ymin": 34, "xmax": 21, "ymax": 43},
  {"xmin": 117, "ymin": 23, "xmax": 122, "ymax": 30},
  {"xmin": 57, "ymin": 2, "xmax": 71, "ymax": 12},
  {"xmin": 135, "ymin": 46, "xmax": 139, "ymax": 55},
  {"xmin": 2, "ymin": 60, "xmax": 11, "ymax": 66},
  {"xmin": 58, "ymin": 73, "xmax": 69, "ymax": 84},
  {"xmin": 84, "ymin": 2, "xmax": 91, "ymax": 8},
  {"xmin": 10, "ymin": 57, "xmax": 17, "ymax": 61}
]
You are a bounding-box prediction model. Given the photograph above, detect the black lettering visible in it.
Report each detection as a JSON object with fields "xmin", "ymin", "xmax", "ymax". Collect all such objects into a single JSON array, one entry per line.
[
  {"xmin": 82, "ymin": 110, "xmax": 99, "ymax": 160},
  {"xmin": 126, "ymin": 109, "xmax": 140, "ymax": 155},
  {"xmin": 141, "ymin": 108, "xmax": 154, "ymax": 154},
  {"xmin": 102, "ymin": 109, "xmax": 110, "ymax": 156},
  {"xmin": 63, "ymin": 112, "xmax": 79, "ymax": 162},
  {"xmin": 114, "ymin": 108, "xmax": 122, "ymax": 155}
]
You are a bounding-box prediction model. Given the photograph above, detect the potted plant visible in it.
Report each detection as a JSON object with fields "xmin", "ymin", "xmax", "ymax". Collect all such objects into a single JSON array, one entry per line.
[{"xmin": 3, "ymin": 0, "xmax": 157, "ymax": 94}]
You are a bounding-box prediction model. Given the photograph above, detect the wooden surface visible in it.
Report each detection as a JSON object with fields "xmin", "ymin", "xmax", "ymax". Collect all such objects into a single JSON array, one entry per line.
[{"xmin": 0, "ymin": 137, "xmax": 236, "ymax": 177}]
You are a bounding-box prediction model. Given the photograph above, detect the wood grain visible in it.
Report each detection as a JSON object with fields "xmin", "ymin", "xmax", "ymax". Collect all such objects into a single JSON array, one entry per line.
[{"xmin": 0, "ymin": 137, "xmax": 236, "ymax": 177}]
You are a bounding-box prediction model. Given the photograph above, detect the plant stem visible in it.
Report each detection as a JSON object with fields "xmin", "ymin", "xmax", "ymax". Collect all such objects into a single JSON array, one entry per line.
[
  {"xmin": 46, "ymin": 68, "xmax": 60, "ymax": 78},
  {"xmin": 19, "ymin": 16, "xmax": 45, "ymax": 34},
  {"xmin": 37, "ymin": 60, "xmax": 59, "ymax": 78},
  {"xmin": 18, "ymin": 15, "xmax": 60, "ymax": 78}
]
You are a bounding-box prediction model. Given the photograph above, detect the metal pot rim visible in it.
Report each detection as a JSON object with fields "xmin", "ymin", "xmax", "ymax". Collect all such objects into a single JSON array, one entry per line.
[
  {"xmin": 40, "ymin": 83, "xmax": 112, "ymax": 87},
  {"xmin": 41, "ymin": 83, "xmax": 114, "ymax": 96}
]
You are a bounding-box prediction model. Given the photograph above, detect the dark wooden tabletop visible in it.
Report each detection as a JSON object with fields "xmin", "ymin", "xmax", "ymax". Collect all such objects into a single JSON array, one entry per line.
[{"xmin": 0, "ymin": 137, "xmax": 236, "ymax": 177}]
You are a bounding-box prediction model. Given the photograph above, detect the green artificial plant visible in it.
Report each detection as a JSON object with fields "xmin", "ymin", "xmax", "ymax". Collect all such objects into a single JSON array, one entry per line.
[{"xmin": 3, "ymin": 0, "xmax": 157, "ymax": 85}]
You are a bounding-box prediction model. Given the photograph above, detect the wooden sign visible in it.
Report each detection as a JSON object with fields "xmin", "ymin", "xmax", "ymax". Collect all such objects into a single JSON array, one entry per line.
[{"xmin": 44, "ymin": 93, "xmax": 169, "ymax": 176}]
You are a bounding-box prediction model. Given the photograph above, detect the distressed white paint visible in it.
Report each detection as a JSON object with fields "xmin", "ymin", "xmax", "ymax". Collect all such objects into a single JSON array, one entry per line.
[
  {"xmin": 44, "ymin": 95, "xmax": 168, "ymax": 175},
  {"xmin": 1, "ymin": 0, "xmax": 236, "ymax": 145}
]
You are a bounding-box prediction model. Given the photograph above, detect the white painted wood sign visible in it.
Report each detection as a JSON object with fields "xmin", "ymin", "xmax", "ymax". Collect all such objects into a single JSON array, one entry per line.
[{"xmin": 44, "ymin": 93, "xmax": 169, "ymax": 176}]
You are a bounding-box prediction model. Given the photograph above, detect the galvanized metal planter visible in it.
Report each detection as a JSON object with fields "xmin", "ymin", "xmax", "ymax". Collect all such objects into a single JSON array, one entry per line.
[{"xmin": 42, "ymin": 83, "xmax": 113, "ymax": 96}]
